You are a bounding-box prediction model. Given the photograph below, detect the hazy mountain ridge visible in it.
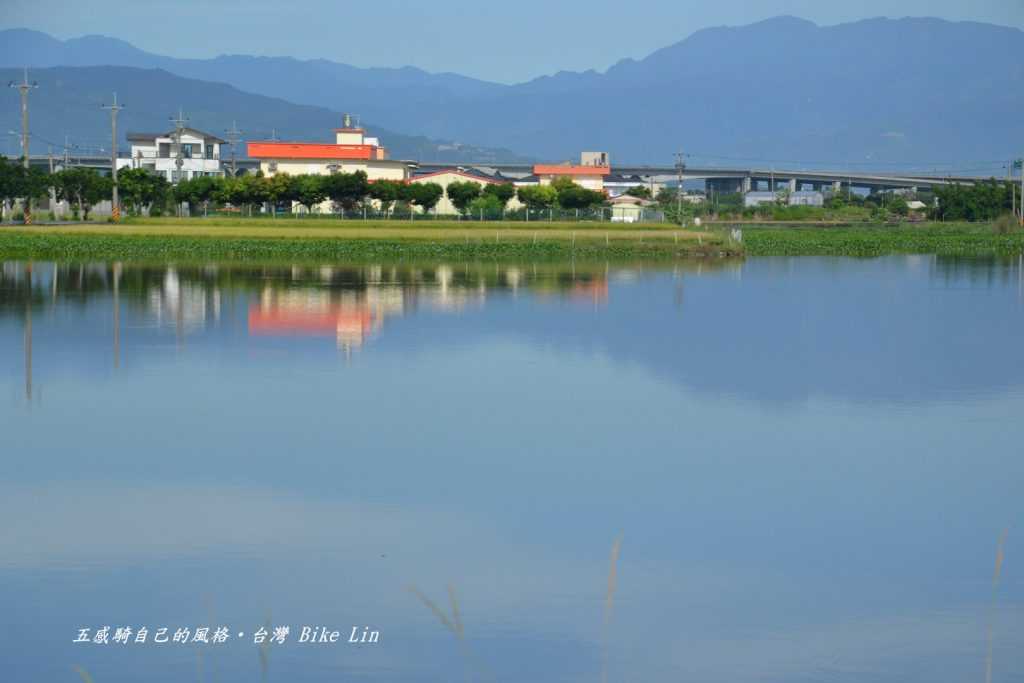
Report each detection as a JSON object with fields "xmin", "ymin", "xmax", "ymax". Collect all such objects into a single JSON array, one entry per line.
[
  {"xmin": 0, "ymin": 64, "xmax": 527, "ymax": 162},
  {"xmin": 2, "ymin": 17, "xmax": 1022, "ymax": 166}
]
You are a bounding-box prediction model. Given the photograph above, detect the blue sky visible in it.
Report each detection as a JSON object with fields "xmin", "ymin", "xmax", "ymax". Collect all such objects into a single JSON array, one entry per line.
[{"xmin": 2, "ymin": 0, "xmax": 1022, "ymax": 83}]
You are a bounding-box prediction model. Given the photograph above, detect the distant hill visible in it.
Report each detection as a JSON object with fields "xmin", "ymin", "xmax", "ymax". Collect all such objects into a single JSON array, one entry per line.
[
  {"xmin": 0, "ymin": 63, "xmax": 526, "ymax": 163},
  {"xmin": 2, "ymin": 18, "xmax": 1023, "ymax": 166}
]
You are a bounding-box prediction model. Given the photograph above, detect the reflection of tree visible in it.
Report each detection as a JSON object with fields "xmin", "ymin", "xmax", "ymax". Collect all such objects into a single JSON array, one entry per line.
[
  {"xmin": 0, "ymin": 258, "xmax": 742, "ymax": 323},
  {"xmin": 932, "ymin": 254, "xmax": 1022, "ymax": 288}
]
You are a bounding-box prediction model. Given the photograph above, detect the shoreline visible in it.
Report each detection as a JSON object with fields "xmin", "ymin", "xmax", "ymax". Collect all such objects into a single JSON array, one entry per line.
[{"xmin": 0, "ymin": 219, "xmax": 1021, "ymax": 261}]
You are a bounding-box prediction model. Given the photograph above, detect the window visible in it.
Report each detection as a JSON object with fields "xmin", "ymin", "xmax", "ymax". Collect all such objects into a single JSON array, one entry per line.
[{"xmin": 205, "ymin": 145, "xmax": 214, "ymax": 160}]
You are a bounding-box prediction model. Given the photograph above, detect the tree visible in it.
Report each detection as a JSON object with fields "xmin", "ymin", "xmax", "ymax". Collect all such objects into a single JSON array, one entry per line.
[
  {"xmin": 53, "ymin": 167, "xmax": 112, "ymax": 220},
  {"xmin": 446, "ymin": 180, "xmax": 481, "ymax": 215},
  {"xmin": 468, "ymin": 194, "xmax": 503, "ymax": 218},
  {"xmin": 323, "ymin": 170, "xmax": 369, "ymax": 212},
  {"xmin": 483, "ymin": 182, "xmax": 516, "ymax": 209},
  {"xmin": 213, "ymin": 176, "xmax": 242, "ymax": 208},
  {"xmin": 550, "ymin": 176, "xmax": 577, "ymax": 194},
  {"xmin": 265, "ymin": 173, "xmax": 294, "ymax": 213},
  {"xmin": 406, "ymin": 182, "xmax": 444, "ymax": 214},
  {"xmin": 555, "ymin": 181, "xmax": 605, "ymax": 210},
  {"xmin": 887, "ymin": 194, "xmax": 909, "ymax": 217},
  {"xmin": 933, "ymin": 180, "xmax": 1014, "ymax": 221},
  {"xmin": 625, "ymin": 185, "xmax": 652, "ymax": 199},
  {"xmin": 516, "ymin": 185, "xmax": 558, "ymax": 211},
  {"xmin": 118, "ymin": 168, "xmax": 169, "ymax": 216},
  {"xmin": 239, "ymin": 173, "xmax": 270, "ymax": 216},
  {"xmin": 369, "ymin": 179, "xmax": 404, "ymax": 217},
  {"xmin": 290, "ymin": 174, "xmax": 327, "ymax": 213},
  {"xmin": 0, "ymin": 157, "xmax": 26, "ymax": 220},
  {"xmin": 172, "ymin": 175, "xmax": 219, "ymax": 216}
]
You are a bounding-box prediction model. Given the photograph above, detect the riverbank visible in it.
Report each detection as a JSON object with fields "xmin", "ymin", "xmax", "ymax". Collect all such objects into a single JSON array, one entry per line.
[
  {"xmin": 741, "ymin": 222, "xmax": 1024, "ymax": 256},
  {"xmin": 0, "ymin": 219, "xmax": 737, "ymax": 261},
  {"xmin": 0, "ymin": 219, "xmax": 1021, "ymax": 262}
]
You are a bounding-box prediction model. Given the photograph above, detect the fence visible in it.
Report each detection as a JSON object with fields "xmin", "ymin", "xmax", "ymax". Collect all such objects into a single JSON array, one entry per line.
[{"xmin": 220, "ymin": 204, "xmax": 668, "ymax": 223}]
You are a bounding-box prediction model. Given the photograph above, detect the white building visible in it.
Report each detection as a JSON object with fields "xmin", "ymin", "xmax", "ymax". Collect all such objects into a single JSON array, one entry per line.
[
  {"xmin": 744, "ymin": 191, "xmax": 778, "ymax": 207},
  {"xmin": 788, "ymin": 191, "xmax": 824, "ymax": 207},
  {"xmin": 118, "ymin": 128, "xmax": 225, "ymax": 182}
]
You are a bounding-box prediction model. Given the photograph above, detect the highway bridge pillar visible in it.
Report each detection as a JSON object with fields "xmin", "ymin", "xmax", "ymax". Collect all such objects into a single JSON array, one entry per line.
[
  {"xmin": 832, "ymin": 180, "xmax": 842, "ymax": 194},
  {"xmin": 742, "ymin": 176, "xmax": 752, "ymax": 193},
  {"xmin": 787, "ymin": 178, "xmax": 797, "ymax": 192}
]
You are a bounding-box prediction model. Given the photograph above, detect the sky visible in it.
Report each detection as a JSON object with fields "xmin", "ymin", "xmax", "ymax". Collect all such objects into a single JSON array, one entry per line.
[{"xmin": 1, "ymin": 0, "xmax": 1023, "ymax": 83}]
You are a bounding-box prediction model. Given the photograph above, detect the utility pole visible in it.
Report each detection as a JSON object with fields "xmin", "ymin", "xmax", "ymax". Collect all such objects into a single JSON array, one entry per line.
[
  {"xmin": 1011, "ymin": 161, "xmax": 1017, "ymax": 220},
  {"xmin": 225, "ymin": 120, "xmax": 243, "ymax": 177},
  {"xmin": 674, "ymin": 151, "xmax": 685, "ymax": 224},
  {"xmin": 8, "ymin": 67, "xmax": 38, "ymax": 224},
  {"xmin": 63, "ymin": 135, "xmax": 74, "ymax": 167},
  {"xmin": 102, "ymin": 93, "xmax": 125, "ymax": 222},
  {"xmin": 1019, "ymin": 159, "xmax": 1023, "ymax": 226},
  {"xmin": 47, "ymin": 145, "xmax": 57, "ymax": 219},
  {"xmin": 170, "ymin": 108, "xmax": 188, "ymax": 184}
]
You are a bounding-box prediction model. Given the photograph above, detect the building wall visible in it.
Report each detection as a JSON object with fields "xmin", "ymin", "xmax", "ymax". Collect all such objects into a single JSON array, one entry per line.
[
  {"xmin": 538, "ymin": 174, "xmax": 604, "ymax": 191},
  {"xmin": 259, "ymin": 159, "xmax": 407, "ymax": 181},
  {"xmin": 411, "ymin": 172, "xmax": 522, "ymax": 215},
  {"xmin": 258, "ymin": 159, "xmax": 409, "ymax": 213}
]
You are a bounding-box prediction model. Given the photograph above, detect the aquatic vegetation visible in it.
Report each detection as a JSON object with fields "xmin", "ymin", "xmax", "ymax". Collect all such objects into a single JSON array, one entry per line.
[
  {"xmin": 743, "ymin": 223, "xmax": 1024, "ymax": 256},
  {"xmin": 0, "ymin": 230, "xmax": 737, "ymax": 262}
]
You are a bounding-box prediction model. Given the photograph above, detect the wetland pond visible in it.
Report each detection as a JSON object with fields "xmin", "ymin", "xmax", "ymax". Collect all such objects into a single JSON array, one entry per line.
[{"xmin": 1, "ymin": 254, "xmax": 1022, "ymax": 683}]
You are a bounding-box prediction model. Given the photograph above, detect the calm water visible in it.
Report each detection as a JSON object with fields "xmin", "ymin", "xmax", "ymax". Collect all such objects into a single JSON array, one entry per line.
[{"xmin": 1, "ymin": 255, "xmax": 1022, "ymax": 683}]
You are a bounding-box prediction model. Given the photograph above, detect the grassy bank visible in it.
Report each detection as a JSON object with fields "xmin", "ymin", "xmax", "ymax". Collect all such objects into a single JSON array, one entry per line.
[
  {"xmin": 0, "ymin": 219, "xmax": 736, "ymax": 262},
  {"xmin": 1, "ymin": 218, "xmax": 1021, "ymax": 262},
  {"xmin": 741, "ymin": 222, "xmax": 1024, "ymax": 257}
]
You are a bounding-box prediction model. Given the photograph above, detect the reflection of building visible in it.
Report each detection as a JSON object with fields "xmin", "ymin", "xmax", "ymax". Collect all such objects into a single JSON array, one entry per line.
[
  {"xmin": 147, "ymin": 268, "xmax": 220, "ymax": 332},
  {"xmin": 248, "ymin": 286, "xmax": 404, "ymax": 351},
  {"xmin": 570, "ymin": 279, "xmax": 609, "ymax": 304}
]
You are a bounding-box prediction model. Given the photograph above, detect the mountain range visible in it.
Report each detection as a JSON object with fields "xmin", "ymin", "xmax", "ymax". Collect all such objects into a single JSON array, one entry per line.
[{"xmin": 1, "ymin": 17, "xmax": 1022, "ymax": 167}]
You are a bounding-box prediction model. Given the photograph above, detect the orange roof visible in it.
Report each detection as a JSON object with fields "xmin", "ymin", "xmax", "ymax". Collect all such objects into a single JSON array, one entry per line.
[
  {"xmin": 248, "ymin": 141, "xmax": 375, "ymax": 160},
  {"xmin": 534, "ymin": 164, "xmax": 611, "ymax": 176},
  {"xmin": 248, "ymin": 306, "xmax": 374, "ymax": 335}
]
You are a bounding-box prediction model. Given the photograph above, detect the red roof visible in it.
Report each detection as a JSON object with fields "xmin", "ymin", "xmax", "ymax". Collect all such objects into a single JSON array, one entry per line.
[
  {"xmin": 534, "ymin": 164, "xmax": 611, "ymax": 176},
  {"xmin": 247, "ymin": 141, "xmax": 375, "ymax": 160}
]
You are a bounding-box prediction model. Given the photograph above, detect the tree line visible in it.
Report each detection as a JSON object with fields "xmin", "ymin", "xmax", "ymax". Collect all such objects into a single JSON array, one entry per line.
[{"xmin": 0, "ymin": 156, "xmax": 610, "ymax": 221}]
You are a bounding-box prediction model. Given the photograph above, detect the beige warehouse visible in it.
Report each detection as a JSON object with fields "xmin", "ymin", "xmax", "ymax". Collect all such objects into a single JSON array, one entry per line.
[{"xmin": 411, "ymin": 169, "xmax": 522, "ymax": 215}]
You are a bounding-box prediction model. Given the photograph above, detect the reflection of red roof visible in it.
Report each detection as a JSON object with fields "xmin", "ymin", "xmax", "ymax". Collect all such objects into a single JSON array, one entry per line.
[
  {"xmin": 247, "ymin": 142, "xmax": 375, "ymax": 160},
  {"xmin": 248, "ymin": 305, "xmax": 374, "ymax": 335},
  {"xmin": 570, "ymin": 280, "xmax": 609, "ymax": 303},
  {"xmin": 534, "ymin": 164, "xmax": 611, "ymax": 176}
]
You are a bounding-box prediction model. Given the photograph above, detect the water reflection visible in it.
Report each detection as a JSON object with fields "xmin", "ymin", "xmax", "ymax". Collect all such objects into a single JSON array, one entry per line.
[
  {"xmin": 0, "ymin": 258, "xmax": 722, "ymax": 362},
  {"xmin": 1, "ymin": 254, "xmax": 1022, "ymax": 683}
]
